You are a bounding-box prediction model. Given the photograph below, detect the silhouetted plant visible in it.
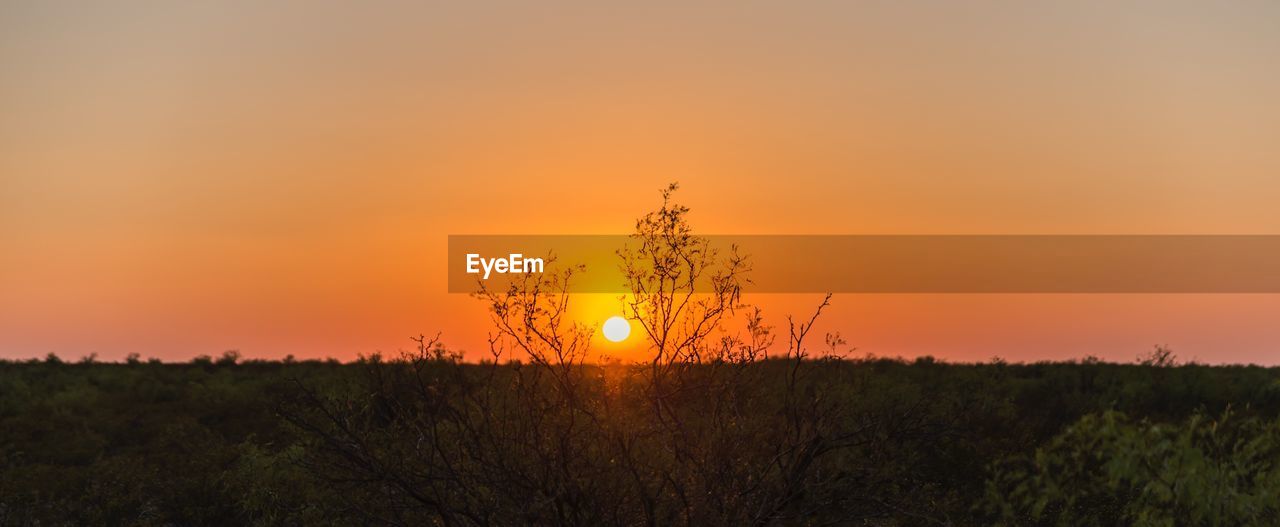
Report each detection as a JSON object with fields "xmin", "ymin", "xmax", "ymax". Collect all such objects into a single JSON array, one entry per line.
[{"xmin": 279, "ymin": 185, "xmax": 930, "ymax": 525}]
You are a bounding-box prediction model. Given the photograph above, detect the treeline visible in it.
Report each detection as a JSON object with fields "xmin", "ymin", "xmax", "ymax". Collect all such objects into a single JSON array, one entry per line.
[{"xmin": 2, "ymin": 354, "xmax": 1279, "ymax": 525}]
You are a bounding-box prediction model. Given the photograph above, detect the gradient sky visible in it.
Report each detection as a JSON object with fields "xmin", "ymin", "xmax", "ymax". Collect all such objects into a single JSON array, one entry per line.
[{"xmin": 3, "ymin": 1, "xmax": 1280, "ymax": 363}]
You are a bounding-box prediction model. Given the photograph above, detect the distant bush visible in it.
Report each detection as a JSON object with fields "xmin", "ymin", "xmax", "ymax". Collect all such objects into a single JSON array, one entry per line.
[{"xmin": 216, "ymin": 350, "xmax": 241, "ymax": 366}]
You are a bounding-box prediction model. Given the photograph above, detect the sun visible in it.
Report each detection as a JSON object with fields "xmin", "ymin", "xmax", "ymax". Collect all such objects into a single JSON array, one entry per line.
[{"xmin": 602, "ymin": 316, "xmax": 631, "ymax": 342}]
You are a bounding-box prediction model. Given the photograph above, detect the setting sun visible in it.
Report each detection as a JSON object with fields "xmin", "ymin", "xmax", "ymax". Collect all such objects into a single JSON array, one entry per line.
[{"xmin": 602, "ymin": 316, "xmax": 631, "ymax": 343}]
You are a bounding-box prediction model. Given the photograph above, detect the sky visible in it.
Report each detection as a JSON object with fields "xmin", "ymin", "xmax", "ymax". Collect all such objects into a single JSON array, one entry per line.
[{"xmin": 3, "ymin": 1, "xmax": 1280, "ymax": 363}]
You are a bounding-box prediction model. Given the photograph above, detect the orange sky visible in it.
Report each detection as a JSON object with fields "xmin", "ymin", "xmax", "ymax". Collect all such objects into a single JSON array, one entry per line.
[{"xmin": 3, "ymin": 1, "xmax": 1280, "ymax": 363}]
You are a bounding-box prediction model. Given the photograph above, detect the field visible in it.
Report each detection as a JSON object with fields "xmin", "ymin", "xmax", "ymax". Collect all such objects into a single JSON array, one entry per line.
[{"xmin": 3, "ymin": 353, "xmax": 1279, "ymax": 526}]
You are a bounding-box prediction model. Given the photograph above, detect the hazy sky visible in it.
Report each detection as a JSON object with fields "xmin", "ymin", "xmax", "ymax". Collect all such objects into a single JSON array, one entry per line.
[{"xmin": 3, "ymin": 1, "xmax": 1280, "ymax": 363}]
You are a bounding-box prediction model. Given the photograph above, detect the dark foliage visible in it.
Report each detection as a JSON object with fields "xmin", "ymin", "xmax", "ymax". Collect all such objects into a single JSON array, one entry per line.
[{"xmin": 2, "ymin": 357, "xmax": 1279, "ymax": 525}]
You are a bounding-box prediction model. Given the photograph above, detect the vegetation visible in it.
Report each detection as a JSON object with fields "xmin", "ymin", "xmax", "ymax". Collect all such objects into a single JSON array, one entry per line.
[
  {"xmin": 3, "ymin": 355, "xmax": 1280, "ymax": 525},
  {"xmin": 4, "ymin": 186, "xmax": 1278, "ymax": 525}
]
